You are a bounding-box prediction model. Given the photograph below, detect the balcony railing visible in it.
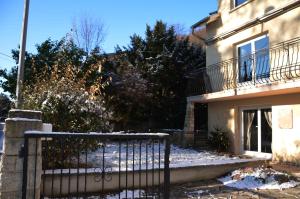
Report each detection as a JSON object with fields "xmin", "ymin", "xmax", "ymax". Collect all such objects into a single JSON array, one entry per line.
[{"xmin": 187, "ymin": 37, "xmax": 300, "ymax": 96}]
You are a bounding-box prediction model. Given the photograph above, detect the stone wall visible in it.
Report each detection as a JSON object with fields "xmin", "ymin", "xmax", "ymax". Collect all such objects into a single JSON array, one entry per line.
[
  {"xmin": 0, "ymin": 109, "xmax": 43, "ymax": 199},
  {"xmin": 183, "ymin": 102, "xmax": 195, "ymax": 146}
]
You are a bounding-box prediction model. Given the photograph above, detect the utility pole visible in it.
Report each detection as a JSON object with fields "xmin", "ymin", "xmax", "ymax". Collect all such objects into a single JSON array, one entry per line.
[{"xmin": 16, "ymin": 0, "xmax": 30, "ymax": 108}]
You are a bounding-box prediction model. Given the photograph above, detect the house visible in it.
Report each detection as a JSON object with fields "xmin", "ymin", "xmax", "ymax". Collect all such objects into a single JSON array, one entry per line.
[{"xmin": 184, "ymin": 0, "xmax": 300, "ymax": 164}]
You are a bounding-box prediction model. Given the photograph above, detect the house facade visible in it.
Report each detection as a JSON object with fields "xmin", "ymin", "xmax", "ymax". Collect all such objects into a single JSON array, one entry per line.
[{"xmin": 185, "ymin": 0, "xmax": 300, "ymax": 163}]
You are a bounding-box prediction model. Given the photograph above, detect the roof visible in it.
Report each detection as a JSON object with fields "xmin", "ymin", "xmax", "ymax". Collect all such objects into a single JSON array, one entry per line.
[{"xmin": 191, "ymin": 12, "xmax": 221, "ymax": 29}]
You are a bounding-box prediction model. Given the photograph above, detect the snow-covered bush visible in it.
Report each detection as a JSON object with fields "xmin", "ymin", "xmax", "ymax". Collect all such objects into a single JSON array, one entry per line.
[
  {"xmin": 23, "ymin": 77, "xmax": 111, "ymax": 132},
  {"xmin": 22, "ymin": 66, "xmax": 112, "ymax": 168}
]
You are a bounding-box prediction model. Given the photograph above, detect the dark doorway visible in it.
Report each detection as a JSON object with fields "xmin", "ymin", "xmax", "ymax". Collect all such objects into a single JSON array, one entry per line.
[{"xmin": 194, "ymin": 103, "xmax": 208, "ymax": 134}]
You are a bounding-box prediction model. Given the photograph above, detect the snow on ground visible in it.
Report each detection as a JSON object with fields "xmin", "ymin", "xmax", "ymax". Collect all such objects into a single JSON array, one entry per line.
[
  {"xmin": 45, "ymin": 190, "xmax": 145, "ymax": 199},
  {"xmin": 218, "ymin": 166, "xmax": 300, "ymax": 190},
  {"xmin": 106, "ymin": 190, "xmax": 145, "ymax": 199},
  {"xmin": 85, "ymin": 143, "xmax": 249, "ymax": 171},
  {"xmin": 185, "ymin": 190, "xmax": 209, "ymax": 198}
]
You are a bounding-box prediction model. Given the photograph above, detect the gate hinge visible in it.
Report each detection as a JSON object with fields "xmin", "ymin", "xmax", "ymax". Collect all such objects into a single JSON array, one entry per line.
[{"xmin": 19, "ymin": 145, "xmax": 25, "ymax": 158}]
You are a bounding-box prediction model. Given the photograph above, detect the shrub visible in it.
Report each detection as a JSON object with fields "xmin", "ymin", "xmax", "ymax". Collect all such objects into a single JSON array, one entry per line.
[
  {"xmin": 0, "ymin": 93, "xmax": 11, "ymax": 122},
  {"xmin": 208, "ymin": 128, "xmax": 230, "ymax": 152}
]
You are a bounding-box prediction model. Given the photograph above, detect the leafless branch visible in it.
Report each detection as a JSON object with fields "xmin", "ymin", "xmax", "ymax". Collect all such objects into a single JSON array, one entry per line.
[{"xmin": 72, "ymin": 15, "xmax": 106, "ymax": 54}]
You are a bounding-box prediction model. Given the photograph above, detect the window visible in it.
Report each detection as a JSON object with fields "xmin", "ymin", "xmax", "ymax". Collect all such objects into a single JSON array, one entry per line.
[
  {"xmin": 235, "ymin": 0, "xmax": 248, "ymax": 7},
  {"xmin": 237, "ymin": 35, "xmax": 270, "ymax": 83}
]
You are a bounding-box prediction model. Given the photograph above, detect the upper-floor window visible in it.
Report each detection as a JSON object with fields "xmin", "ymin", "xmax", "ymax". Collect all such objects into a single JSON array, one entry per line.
[
  {"xmin": 235, "ymin": 0, "xmax": 248, "ymax": 7},
  {"xmin": 237, "ymin": 35, "xmax": 270, "ymax": 83}
]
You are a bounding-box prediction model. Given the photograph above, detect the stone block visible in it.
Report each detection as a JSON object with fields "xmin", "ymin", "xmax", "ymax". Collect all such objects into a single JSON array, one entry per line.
[
  {"xmin": 0, "ymin": 171, "xmax": 23, "ymax": 192},
  {"xmin": 4, "ymin": 119, "xmax": 42, "ymax": 138},
  {"xmin": 3, "ymin": 138, "xmax": 41, "ymax": 156},
  {"xmin": 0, "ymin": 191, "xmax": 22, "ymax": 199},
  {"xmin": 42, "ymin": 123, "xmax": 52, "ymax": 132},
  {"xmin": 8, "ymin": 109, "xmax": 42, "ymax": 120},
  {"xmin": 0, "ymin": 154, "xmax": 42, "ymax": 173}
]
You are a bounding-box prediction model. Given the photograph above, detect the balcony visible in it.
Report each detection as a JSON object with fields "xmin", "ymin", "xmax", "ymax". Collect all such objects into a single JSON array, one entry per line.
[{"xmin": 187, "ymin": 37, "xmax": 300, "ymax": 97}]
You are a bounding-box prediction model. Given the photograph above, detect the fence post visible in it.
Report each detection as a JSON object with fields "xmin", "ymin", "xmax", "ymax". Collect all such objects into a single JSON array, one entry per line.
[
  {"xmin": 164, "ymin": 137, "xmax": 170, "ymax": 199},
  {"xmin": 0, "ymin": 109, "xmax": 43, "ymax": 199}
]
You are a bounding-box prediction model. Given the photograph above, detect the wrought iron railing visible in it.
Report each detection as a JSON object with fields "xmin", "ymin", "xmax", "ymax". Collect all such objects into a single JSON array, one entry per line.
[
  {"xmin": 187, "ymin": 37, "xmax": 300, "ymax": 96},
  {"xmin": 22, "ymin": 132, "xmax": 170, "ymax": 199}
]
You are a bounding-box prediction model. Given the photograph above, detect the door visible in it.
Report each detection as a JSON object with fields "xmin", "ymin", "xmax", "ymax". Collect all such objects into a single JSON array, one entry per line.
[
  {"xmin": 242, "ymin": 108, "xmax": 272, "ymax": 156},
  {"xmin": 194, "ymin": 103, "xmax": 208, "ymax": 134}
]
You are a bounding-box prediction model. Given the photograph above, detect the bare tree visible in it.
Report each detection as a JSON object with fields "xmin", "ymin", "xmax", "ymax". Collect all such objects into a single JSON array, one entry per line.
[
  {"xmin": 172, "ymin": 23, "xmax": 188, "ymax": 36},
  {"xmin": 72, "ymin": 16, "xmax": 106, "ymax": 54}
]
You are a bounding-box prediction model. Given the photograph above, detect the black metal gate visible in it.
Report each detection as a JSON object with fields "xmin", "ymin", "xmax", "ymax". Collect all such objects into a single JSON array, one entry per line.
[{"xmin": 22, "ymin": 132, "xmax": 170, "ymax": 199}]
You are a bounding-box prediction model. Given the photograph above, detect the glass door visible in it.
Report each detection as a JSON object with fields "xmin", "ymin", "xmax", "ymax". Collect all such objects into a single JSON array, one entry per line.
[
  {"xmin": 237, "ymin": 35, "xmax": 270, "ymax": 83},
  {"xmin": 243, "ymin": 110, "xmax": 258, "ymax": 151},
  {"xmin": 261, "ymin": 108, "xmax": 272, "ymax": 153},
  {"xmin": 242, "ymin": 108, "xmax": 272, "ymax": 154}
]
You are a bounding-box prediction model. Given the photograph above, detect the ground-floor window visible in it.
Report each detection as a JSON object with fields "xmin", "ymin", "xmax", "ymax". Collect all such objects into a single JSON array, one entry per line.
[{"xmin": 243, "ymin": 108, "xmax": 272, "ymax": 154}]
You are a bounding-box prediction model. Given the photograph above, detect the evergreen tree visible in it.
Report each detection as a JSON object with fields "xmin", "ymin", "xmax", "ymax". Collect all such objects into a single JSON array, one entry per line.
[{"xmin": 104, "ymin": 20, "xmax": 205, "ymax": 130}]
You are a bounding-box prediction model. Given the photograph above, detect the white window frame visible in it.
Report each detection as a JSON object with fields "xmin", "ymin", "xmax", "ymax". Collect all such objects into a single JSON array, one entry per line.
[
  {"xmin": 234, "ymin": 0, "xmax": 248, "ymax": 8},
  {"xmin": 236, "ymin": 34, "xmax": 269, "ymax": 85},
  {"xmin": 240, "ymin": 106, "xmax": 272, "ymax": 159}
]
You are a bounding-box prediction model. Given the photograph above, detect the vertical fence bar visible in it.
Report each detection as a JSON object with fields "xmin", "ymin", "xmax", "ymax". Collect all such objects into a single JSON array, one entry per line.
[
  {"xmin": 21, "ymin": 137, "xmax": 29, "ymax": 199},
  {"xmin": 139, "ymin": 140, "xmax": 142, "ymax": 198},
  {"xmin": 102, "ymin": 140, "xmax": 105, "ymax": 196},
  {"xmin": 132, "ymin": 141, "xmax": 135, "ymax": 199},
  {"xmin": 164, "ymin": 137, "xmax": 170, "ymax": 199},
  {"xmin": 42, "ymin": 138, "xmax": 47, "ymax": 199},
  {"xmin": 59, "ymin": 138, "xmax": 63, "ymax": 196},
  {"xmin": 145, "ymin": 140, "xmax": 148, "ymax": 198},
  {"xmin": 118, "ymin": 141, "xmax": 121, "ymax": 199},
  {"xmin": 84, "ymin": 139, "xmax": 88, "ymax": 195},
  {"xmin": 33, "ymin": 138, "xmax": 38, "ymax": 199},
  {"xmin": 126, "ymin": 139, "xmax": 128, "ymax": 198},
  {"xmin": 76, "ymin": 140, "xmax": 80, "ymax": 197},
  {"xmin": 51, "ymin": 141, "xmax": 54, "ymax": 198},
  {"xmin": 152, "ymin": 140, "xmax": 155, "ymax": 196},
  {"xmin": 68, "ymin": 138, "xmax": 71, "ymax": 196},
  {"xmin": 158, "ymin": 140, "xmax": 161, "ymax": 199}
]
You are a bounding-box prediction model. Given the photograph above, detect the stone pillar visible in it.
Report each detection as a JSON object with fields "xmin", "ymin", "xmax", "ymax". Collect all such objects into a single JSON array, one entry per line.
[
  {"xmin": 0, "ymin": 109, "xmax": 43, "ymax": 199},
  {"xmin": 183, "ymin": 101, "xmax": 195, "ymax": 146}
]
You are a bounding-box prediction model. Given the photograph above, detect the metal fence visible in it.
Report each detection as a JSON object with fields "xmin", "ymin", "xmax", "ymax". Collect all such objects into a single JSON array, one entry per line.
[
  {"xmin": 22, "ymin": 132, "xmax": 170, "ymax": 199},
  {"xmin": 187, "ymin": 37, "xmax": 300, "ymax": 96}
]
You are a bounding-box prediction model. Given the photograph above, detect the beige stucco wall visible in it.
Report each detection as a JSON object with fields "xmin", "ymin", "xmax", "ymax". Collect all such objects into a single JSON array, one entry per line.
[
  {"xmin": 272, "ymin": 104, "xmax": 300, "ymax": 164},
  {"xmin": 207, "ymin": 93, "xmax": 300, "ymax": 164},
  {"xmin": 216, "ymin": 0, "xmax": 296, "ymax": 37},
  {"xmin": 206, "ymin": 0, "xmax": 300, "ymax": 65}
]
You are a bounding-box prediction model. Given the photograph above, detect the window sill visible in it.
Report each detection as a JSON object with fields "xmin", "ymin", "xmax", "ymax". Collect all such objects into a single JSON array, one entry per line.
[{"xmin": 229, "ymin": 0, "xmax": 255, "ymax": 13}]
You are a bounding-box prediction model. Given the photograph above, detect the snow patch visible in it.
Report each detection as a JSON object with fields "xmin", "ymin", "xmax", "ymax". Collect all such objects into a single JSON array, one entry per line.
[
  {"xmin": 106, "ymin": 190, "xmax": 145, "ymax": 199},
  {"xmin": 186, "ymin": 190, "xmax": 208, "ymax": 198},
  {"xmin": 86, "ymin": 143, "xmax": 248, "ymax": 171},
  {"xmin": 218, "ymin": 167, "xmax": 300, "ymax": 190}
]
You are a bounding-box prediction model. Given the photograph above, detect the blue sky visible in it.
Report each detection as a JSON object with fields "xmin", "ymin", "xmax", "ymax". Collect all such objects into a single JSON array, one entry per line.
[{"xmin": 0, "ymin": 0, "xmax": 217, "ymax": 70}]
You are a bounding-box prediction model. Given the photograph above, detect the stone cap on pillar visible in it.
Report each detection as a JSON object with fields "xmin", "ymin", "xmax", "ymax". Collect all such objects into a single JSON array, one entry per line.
[{"xmin": 8, "ymin": 109, "xmax": 42, "ymax": 120}]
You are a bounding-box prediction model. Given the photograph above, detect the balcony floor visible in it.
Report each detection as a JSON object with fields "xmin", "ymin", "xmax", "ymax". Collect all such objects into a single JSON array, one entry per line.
[{"xmin": 188, "ymin": 79, "xmax": 300, "ymax": 103}]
